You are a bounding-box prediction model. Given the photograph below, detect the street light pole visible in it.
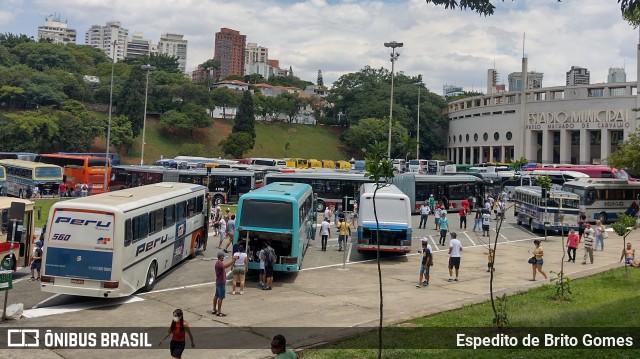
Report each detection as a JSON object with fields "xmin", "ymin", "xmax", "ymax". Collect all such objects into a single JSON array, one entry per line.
[
  {"xmin": 140, "ymin": 64, "xmax": 155, "ymax": 166},
  {"xmin": 416, "ymin": 80, "xmax": 422, "ymax": 160},
  {"xmin": 103, "ymin": 40, "xmax": 117, "ymax": 193},
  {"xmin": 384, "ymin": 41, "xmax": 403, "ymax": 159}
]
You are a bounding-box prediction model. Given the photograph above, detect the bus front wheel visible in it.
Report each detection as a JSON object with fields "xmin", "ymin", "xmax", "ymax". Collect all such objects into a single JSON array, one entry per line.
[
  {"xmin": 599, "ymin": 212, "xmax": 608, "ymax": 224},
  {"xmin": 316, "ymin": 200, "xmax": 326, "ymax": 213},
  {"xmin": 144, "ymin": 261, "xmax": 158, "ymax": 292},
  {"xmin": 213, "ymin": 195, "xmax": 225, "ymax": 206}
]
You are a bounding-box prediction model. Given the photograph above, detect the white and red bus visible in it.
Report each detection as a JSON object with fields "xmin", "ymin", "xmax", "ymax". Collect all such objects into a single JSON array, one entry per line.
[{"xmin": 524, "ymin": 166, "xmax": 629, "ymax": 180}]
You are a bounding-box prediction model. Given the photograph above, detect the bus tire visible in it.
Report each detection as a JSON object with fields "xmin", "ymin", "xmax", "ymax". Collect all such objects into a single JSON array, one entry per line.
[
  {"xmin": 213, "ymin": 195, "xmax": 225, "ymax": 206},
  {"xmin": 316, "ymin": 200, "xmax": 326, "ymax": 213},
  {"xmin": 144, "ymin": 261, "xmax": 158, "ymax": 292},
  {"xmin": 599, "ymin": 212, "xmax": 608, "ymax": 224},
  {"xmin": 1, "ymin": 254, "xmax": 15, "ymax": 270},
  {"xmin": 517, "ymin": 218, "xmax": 522, "ymax": 225}
]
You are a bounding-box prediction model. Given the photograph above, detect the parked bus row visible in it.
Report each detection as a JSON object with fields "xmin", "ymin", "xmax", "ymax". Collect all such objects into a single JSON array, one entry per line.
[{"xmin": 0, "ymin": 165, "xmax": 5, "ymax": 196}]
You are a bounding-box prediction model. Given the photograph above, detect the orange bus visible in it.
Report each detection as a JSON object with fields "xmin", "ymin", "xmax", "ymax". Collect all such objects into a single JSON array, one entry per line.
[{"xmin": 38, "ymin": 154, "xmax": 111, "ymax": 195}]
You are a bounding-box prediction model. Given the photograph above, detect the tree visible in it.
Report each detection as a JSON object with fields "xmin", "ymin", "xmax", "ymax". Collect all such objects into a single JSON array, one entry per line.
[
  {"xmin": 181, "ymin": 103, "xmax": 212, "ymax": 131},
  {"xmin": 232, "ymin": 91, "xmax": 256, "ymax": 144},
  {"xmin": 278, "ymin": 92, "xmax": 302, "ymax": 123},
  {"xmin": 107, "ymin": 115, "xmax": 134, "ymax": 152},
  {"xmin": 0, "ymin": 33, "xmax": 34, "ymax": 49},
  {"xmin": 244, "ymin": 73, "xmax": 265, "ymax": 84},
  {"xmin": 219, "ymin": 132, "xmax": 254, "ymax": 158},
  {"xmin": 116, "ymin": 65, "xmax": 145, "ymax": 137},
  {"xmin": 340, "ymin": 118, "xmax": 409, "ymax": 158},
  {"xmin": 423, "ymin": 0, "xmax": 620, "ymax": 17},
  {"xmin": 363, "ymin": 141, "xmax": 395, "ymax": 359},
  {"xmin": 607, "ymin": 131, "xmax": 640, "ymax": 175},
  {"xmin": 123, "ymin": 53, "xmax": 181, "ymax": 73},
  {"xmin": 160, "ymin": 110, "xmax": 193, "ymax": 134},
  {"xmin": 210, "ymin": 87, "xmax": 240, "ymax": 119}
]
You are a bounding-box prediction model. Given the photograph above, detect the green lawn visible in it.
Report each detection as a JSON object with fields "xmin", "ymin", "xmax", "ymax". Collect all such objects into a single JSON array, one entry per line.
[
  {"xmin": 120, "ymin": 118, "xmax": 348, "ymax": 164},
  {"xmin": 304, "ymin": 267, "xmax": 640, "ymax": 358},
  {"xmin": 32, "ymin": 197, "xmax": 70, "ymax": 228}
]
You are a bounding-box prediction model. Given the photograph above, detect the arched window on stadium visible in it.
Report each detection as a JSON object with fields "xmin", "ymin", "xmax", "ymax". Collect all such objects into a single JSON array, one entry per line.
[
  {"xmin": 483, "ymin": 133, "xmax": 488, "ymax": 141},
  {"xmin": 474, "ymin": 133, "xmax": 478, "ymax": 141},
  {"xmin": 459, "ymin": 134, "xmax": 462, "ymax": 142},
  {"xmin": 494, "ymin": 132, "xmax": 499, "ymax": 141},
  {"xmin": 506, "ymin": 131, "xmax": 512, "ymax": 141},
  {"xmin": 466, "ymin": 134, "xmax": 470, "ymax": 142}
]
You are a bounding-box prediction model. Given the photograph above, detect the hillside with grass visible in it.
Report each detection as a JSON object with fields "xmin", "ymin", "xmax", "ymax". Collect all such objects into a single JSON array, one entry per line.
[{"xmin": 116, "ymin": 117, "xmax": 349, "ymax": 164}]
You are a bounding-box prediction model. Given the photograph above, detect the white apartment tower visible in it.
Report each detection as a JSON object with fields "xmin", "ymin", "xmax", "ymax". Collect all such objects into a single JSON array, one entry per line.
[
  {"xmin": 37, "ymin": 14, "xmax": 76, "ymax": 44},
  {"xmin": 85, "ymin": 21, "xmax": 128, "ymax": 61},
  {"xmin": 126, "ymin": 32, "xmax": 151, "ymax": 58},
  {"xmin": 245, "ymin": 43, "xmax": 269, "ymax": 69},
  {"xmin": 566, "ymin": 66, "xmax": 590, "ymax": 86},
  {"xmin": 158, "ymin": 33, "xmax": 188, "ymax": 73}
]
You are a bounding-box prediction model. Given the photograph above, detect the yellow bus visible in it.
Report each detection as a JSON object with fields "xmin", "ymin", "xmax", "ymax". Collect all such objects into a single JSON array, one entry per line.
[
  {"xmin": 286, "ymin": 158, "xmax": 309, "ymax": 168},
  {"xmin": 308, "ymin": 159, "xmax": 322, "ymax": 168},
  {"xmin": 0, "ymin": 197, "xmax": 36, "ymax": 270},
  {"xmin": 0, "ymin": 159, "xmax": 63, "ymax": 198},
  {"xmin": 321, "ymin": 160, "xmax": 335, "ymax": 169},
  {"xmin": 335, "ymin": 160, "xmax": 351, "ymax": 170}
]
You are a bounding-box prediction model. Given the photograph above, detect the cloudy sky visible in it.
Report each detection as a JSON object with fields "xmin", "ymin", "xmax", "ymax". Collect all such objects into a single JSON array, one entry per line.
[{"xmin": 1, "ymin": 0, "xmax": 638, "ymax": 94}]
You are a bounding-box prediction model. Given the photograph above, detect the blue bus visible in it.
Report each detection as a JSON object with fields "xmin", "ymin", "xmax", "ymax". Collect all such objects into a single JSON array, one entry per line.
[
  {"xmin": 357, "ymin": 183, "xmax": 412, "ymax": 254},
  {"xmin": 234, "ymin": 182, "xmax": 316, "ymax": 272},
  {"xmin": 0, "ymin": 165, "xmax": 5, "ymax": 196}
]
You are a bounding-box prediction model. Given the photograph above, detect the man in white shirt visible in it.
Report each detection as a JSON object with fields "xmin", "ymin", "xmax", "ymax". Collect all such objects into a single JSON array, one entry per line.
[
  {"xmin": 433, "ymin": 206, "xmax": 441, "ymax": 230},
  {"xmin": 448, "ymin": 232, "xmax": 463, "ymax": 282},
  {"xmin": 218, "ymin": 217, "xmax": 227, "ymax": 249},
  {"xmin": 320, "ymin": 218, "xmax": 331, "ymax": 252},
  {"xmin": 324, "ymin": 207, "xmax": 330, "ymax": 222},
  {"xmin": 419, "ymin": 203, "xmax": 430, "ymax": 229}
]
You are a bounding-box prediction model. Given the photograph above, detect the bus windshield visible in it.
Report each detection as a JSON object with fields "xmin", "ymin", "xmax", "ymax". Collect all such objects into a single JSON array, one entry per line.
[
  {"xmin": 240, "ymin": 199, "xmax": 292, "ymax": 229},
  {"xmin": 88, "ymin": 158, "xmax": 109, "ymax": 167},
  {"xmin": 0, "ymin": 167, "xmax": 4, "ymax": 178},
  {"xmin": 35, "ymin": 167, "xmax": 63, "ymax": 179}
]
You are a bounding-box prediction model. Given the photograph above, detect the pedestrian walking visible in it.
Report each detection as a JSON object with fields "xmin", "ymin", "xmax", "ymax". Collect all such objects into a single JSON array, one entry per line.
[
  {"xmin": 263, "ymin": 241, "xmax": 275, "ymax": 290},
  {"xmin": 428, "ymin": 194, "xmax": 435, "ymax": 212},
  {"xmin": 458, "ymin": 205, "xmax": 467, "ymax": 230},
  {"xmin": 582, "ymin": 224, "xmax": 595, "ymax": 265},
  {"xmin": 577, "ymin": 214, "xmax": 587, "ymax": 242},
  {"xmin": 529, "ymin": 239, "xmax": 547, "ymax": 281},
  {"xmin": 231, "ymin": 245, "xmax": 248, "ymax": 295},
  {"xmin": 481, "ymin": 209, "xmax": 491, "ymax": 237},
  {"xmin": 350, "ymin": 201, "xmax": 358, "ymax": 226},
  {"xmin": 416, "ymin": 238, "xmax": 433, "ymax": 287},
  {"xmin": 32, "ymin": 185, "xmax": 39, "ymax": 198},
  {"xmin": 159, "ymin": 308, "xmax": 195, "ymax": 358},
  {"xmin": 217, "ymin": 216, "xmax": 226, "ymax": 249},
  {"xmin": 472, "ymin": 209, "xmax": 482, "ymax": 232},
  {"xmin": 566, "ymin": 229, "xmax": 579, "ymax": 263},
  {"xmin": 58, "ymin": 182, "xmax": 66, "ymax": 197},
  {"xmin": 320, "ymin": 218, "xmax": 331, "ymax": 252},
  {"xmin": 484, "ymin": 248, "xmax": 495, "ymax": 272},
  {"xmin": 594, "ymin": 220, "xmax": 606, "ymax": 251},
  {"xmin": 258, "ymin": 244, "xmax": 266, "ymax": 288},
  {"xmin": 438, "ymin": 211, "xmax": 449, "ymax": 246},
  {"xmin": 223, "ymin": 214, "xmax": 236, "ymax": 253},
  {"xmin": 29, "ymin": 241, "xmax": 42, "ymax": 281},
  {"xmin": 213, "ymin": 251, "xmax": 233, "ymax": 316},
  {"xmin": 434, "ymin": 205, "xmax": 441, "ymax": 230},
  {"xmin": 447, "ymin": 232, "xmax": 462, "ymax": 282},
  {"xmin": 419, "ymin": 203, "xmax": 429, "ymax": 229},
  {"xmin": 336, "ymin": 217, "xmax": 351, "ymax": 251},
  {"xmin": 323, "ymin": 206, "xmax": 330, "ymax": 222},
  {"xmin": 496, "ymin": 200, "xmax": 504, "ymax": 220}
]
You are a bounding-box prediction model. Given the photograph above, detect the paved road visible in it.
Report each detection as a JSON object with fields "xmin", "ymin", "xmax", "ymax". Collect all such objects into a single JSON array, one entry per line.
[{"xmin": 0, "ymin": 212, "xmax": 631, "ymax": 358}]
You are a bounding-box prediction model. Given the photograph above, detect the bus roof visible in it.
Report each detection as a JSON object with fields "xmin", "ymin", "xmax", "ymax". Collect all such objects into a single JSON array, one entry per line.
[
  {"xmin": 0, "ymin": 197, "xmax": 34, "ymax": 210},
  {"xmin": 0, "ymin": 159, "xmax": 62, "ymax": 169},
  {"xmin": 562, "ymin": 178, "xmax": 640, "ymax": 187},
  {"xmin": 361, "ymin": 183, "xmax": 408, "ymax": 198},
  {"xmin": 52, "ymin": 182, "xmax": 205, "ymax": 213},
  {"xmin": 412, "ymin": 174, "xmax": 484, "ymax": 183},
  {"xmin": 39, "ymin": 154, "xmax": 108, "ymax": 161},
  {"xmin": 265, "ymin": 171, "xmax": 371, "ymax": 181},
  {"xmin": 113, "ymin": 165, "xmax": 166, "ymax": 173},
  {"xmin": 516, "ymin": 186, "xmax": 580, "ymax": 199},
  {"xmin": 240, "ymin": 182, "xmax": 312, "ymax": 202}
]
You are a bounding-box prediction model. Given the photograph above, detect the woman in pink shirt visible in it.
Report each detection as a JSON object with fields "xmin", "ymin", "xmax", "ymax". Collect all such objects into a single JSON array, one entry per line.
[{"xmin": 566, "ymin": 229, "xmax": 579, "ymax": 263}]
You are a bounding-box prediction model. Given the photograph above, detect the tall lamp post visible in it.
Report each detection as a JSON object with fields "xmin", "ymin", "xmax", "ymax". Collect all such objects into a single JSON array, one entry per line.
[
  {"xmin": 103, "ymin": 41, "xmax": 117, "ymax": 193},
  {"xmin": 415, "ymin": 80, "xmax": 423, "ymax": 160},
  {"xmin": 384, "ymin": 41, "xmax": 403, "ymax": 159},
  {"xmin": 140, "ymin": 64, "xmax": 155, "ymax": 166}
]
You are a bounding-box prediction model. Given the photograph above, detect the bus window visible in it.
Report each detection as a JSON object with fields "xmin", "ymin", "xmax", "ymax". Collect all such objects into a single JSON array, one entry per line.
[
  {"xmin": 164, "ymin": 205, "xmax": 175, "ymax": 227},
  {"xmin": 240, "ymin": 199, "xmax": 293, "ymax": 229},
  {"xmin": 132, "ymin": 214, "xmax": 149, "ymax": 242},
  {"xmin": 563, "ymin": 198, "xmax": 579, "ymax": 209},
  {"xmin": 125, "ymin": 219, "xmax": 133, "ymax": 247},
  {"xmin": 187, "ymin": 197, "xmax": 196, "ymax": 217},
  {"xmin": 600, "ymin": 171, "xmax": 614, "ymax": 178},
  {"xmin": 176, "ymin": 201, "xmax": 187, "ymax": 221}
]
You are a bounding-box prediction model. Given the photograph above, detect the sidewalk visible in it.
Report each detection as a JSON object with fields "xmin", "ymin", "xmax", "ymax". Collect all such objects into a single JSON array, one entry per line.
[{"xmin": 2, "ymin": 230, "xmax": 633, "ymax": 359}]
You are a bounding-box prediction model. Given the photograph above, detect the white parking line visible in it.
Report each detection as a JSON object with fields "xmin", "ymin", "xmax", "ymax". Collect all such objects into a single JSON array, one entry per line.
[
  {"xmin": 23, "ymin": 296, "xmax": 144, "ymax": 318},
  {"xmin": 463, "ymin": 232, "xmax": 476, "ymax": 246},
  {"xmin": 430, "ymin": 236, "xmax": 439, "ymax": 251}
]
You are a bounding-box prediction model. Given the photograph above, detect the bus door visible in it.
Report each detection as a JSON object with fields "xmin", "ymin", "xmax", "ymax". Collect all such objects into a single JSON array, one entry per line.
[
  {"xmin": 227, "ymin": 177, "xmax": 240, "ymax": 203},
  {"xmin": 0, "ymin": 204, "xmax": 34, "ymax": 269}
]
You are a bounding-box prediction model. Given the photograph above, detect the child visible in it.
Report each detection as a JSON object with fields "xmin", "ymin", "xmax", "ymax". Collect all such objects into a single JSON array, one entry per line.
[{"xmin": 484, "ymin": 248, "xmax": 495, "ymax": 272}]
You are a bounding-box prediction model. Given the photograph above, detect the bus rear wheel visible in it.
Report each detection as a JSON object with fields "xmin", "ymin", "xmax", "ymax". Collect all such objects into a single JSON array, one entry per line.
[
  {"xmin": 316, "ymin": 200, "xmax": 326, "ymax": 213},
  {"xmin": 144, "ymin": 261, "xmax": 158, "ymax": 292},
  {"xmin": 190, "ymin": 235, "xmax": 202, "ymax": 259},
  {"xmin": 213, "ymin": 195, "xmax": 224, "ymax": 206}
]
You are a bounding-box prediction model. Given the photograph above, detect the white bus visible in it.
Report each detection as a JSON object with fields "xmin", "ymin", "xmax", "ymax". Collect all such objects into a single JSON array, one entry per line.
[
  {"xmin": 499, "ymin": 170, "xmax": 588, "ymax": 195},
  {"xmin": 514, "ymin": 186, "xmax": 580, "ymax": 233},
  {"xmin": 0, "ymin": 159, "xmax": 63, "ymax": 198},
  {"xmin": 561, "ymin": 178, "xmax": 640, "ymax": 223},
  {"xmin": 408, "ymin": 159, "xmax": 427, "ymax": 174},
  {"xmin": 357, "ymin": 183, "xmax": 412, "ymax": 254},
  {"xmin": 40, "ymin": 183, "xmax": 208, "ymax": 298}
]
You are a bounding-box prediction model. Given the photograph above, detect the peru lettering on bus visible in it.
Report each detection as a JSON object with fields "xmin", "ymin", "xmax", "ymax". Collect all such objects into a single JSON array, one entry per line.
[{"xmin": 135, "ymin": 234, "xmax": 169, "ymax": 257}]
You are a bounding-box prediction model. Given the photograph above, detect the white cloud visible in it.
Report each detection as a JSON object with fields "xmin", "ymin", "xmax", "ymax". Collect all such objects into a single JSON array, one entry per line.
[{"xmin": 1, "ymin": 0, "xmax": 638, "ymax": 94}]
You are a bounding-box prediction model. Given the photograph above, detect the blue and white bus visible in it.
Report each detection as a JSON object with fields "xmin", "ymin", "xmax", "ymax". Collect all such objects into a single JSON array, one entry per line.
[
  {"xmin": 234, "ymin": 182, "xmax": 316, "ymax": 272},
  {"xmin": 357, "ymin": 183, "xmax": 412, "ymax": 254},
  {"xmin": 514, "ymin": 186, "xmax": 580, "ymax": 233},
  {"xmin": 0, "ymin": 165, "xmax": 5, "ymax": 196},
  {"xmin": 0, "ymin": 159, "xmax": 63, "ymax": 198},
  {"xmin": 40, "ymin": 183, "xmax": 208, "ymax": 298},
  {"xmin": 561, "ymin": 178, "xmax": 640, "ymax": 223}
]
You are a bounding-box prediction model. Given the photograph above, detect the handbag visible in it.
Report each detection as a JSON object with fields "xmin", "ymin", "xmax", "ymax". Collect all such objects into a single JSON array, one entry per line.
[
  {"xmin": 603, "ymin": 230, "xmax": 609, "ymax": 239},
  {"xmin": 528, "ymin": 256, "xmax": 535, "ymax": 264}
]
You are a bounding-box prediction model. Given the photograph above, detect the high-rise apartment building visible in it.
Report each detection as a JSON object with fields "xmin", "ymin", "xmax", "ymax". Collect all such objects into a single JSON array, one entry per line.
[
  {"xmin": 214, "ymin": 28, "xmax": 246, "ymax": 80},
  {"xmin": 245, "ymin": 43, "xmax": 268, "ymax": 71},
  {"xmin": 566, "ymin": 66, "xmax": 590, "ymax": 86},
  {"xmin": 507, "ymin": 71, "xmax": 543, "ymax": 91},
  {"xmin": 85, "ymin": 21, "xmax": 128, "ymax": 61},
  {"xmin": 37, "ymin": 14, "xmax": 76, "ymax": 44},
  {"xmin": 608, "ymin": 67, "xmax": 627, "ymax": 96},
  {"xmin": 158, "ymin": 33, "xmax": 188, "ymax": 73},
  {"xmin": 126, "ymin": 31, "xmax": 151, "ymax": 58}
]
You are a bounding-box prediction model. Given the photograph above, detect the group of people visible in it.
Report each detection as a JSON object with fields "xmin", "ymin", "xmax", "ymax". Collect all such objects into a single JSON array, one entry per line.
[
  {"xmin": 210, "ymin": 204, "xmax": 236, "ymax": 253},
  {"xmin": 319, "ymin": 203, "xmax": 354, "ymax": 252},
  {"xmin": 57, "ymin": 182, "xmax": 92, "ymax": 197},
  {"xmin": 416, "ymin": 231, "xmax": 465, "ymax": 286}
]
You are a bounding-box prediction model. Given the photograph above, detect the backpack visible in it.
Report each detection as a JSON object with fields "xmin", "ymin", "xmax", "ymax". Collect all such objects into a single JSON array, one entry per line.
[{"xmin": 265, "ymin": 247, "xmax": 277, "ymax": 265}]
